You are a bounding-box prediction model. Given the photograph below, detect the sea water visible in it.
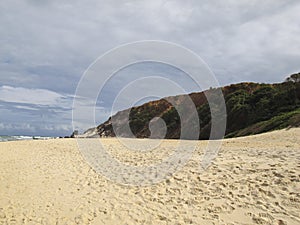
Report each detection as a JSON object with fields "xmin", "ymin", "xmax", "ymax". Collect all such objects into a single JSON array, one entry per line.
[{"xmin": 0, "ymin": 135, "xmax": 54, "ymax": 142}]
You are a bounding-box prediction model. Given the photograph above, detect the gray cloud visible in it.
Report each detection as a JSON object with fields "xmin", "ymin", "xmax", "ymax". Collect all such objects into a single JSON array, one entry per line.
[{"xmin": 0, "ymin": 0, "xmax": 300, "ymax": 135}]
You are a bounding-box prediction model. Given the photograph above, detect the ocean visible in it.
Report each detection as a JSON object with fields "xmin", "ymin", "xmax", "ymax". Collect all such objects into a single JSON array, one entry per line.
[{"xmin": 0, "ymin": 135, "xmax": 55, "ymax": 142}]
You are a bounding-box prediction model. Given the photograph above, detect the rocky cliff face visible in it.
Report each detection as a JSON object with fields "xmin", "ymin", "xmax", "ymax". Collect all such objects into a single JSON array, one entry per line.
[{"xmin": 82, "ymin": 77, "xmax": 300, "ymax": 139}]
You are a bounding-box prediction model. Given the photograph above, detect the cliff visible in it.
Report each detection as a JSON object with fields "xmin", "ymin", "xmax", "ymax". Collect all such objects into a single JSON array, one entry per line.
[{"xmin": 82, "ymin": 73, "xmax": 300, "ymax": 139}]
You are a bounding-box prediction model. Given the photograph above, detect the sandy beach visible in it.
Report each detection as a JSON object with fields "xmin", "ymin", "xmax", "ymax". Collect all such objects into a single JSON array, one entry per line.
[{"xmin": 0, "ymin": 128, "xmax": 299, "ymax": 225}]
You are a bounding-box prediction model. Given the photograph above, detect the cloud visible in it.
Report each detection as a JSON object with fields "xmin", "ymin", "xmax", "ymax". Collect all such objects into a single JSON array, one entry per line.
[
  {"xmin": 0, "ymin": 85, "xmax": 74, "ymax": 136},
  {"xmin": 0, "ymin": 85, "xmax": 72, "ymax": 107},
  {"xmin": 14, "ymin": 105, "xmax": 39, "ymax": 111},
  {"xmin": 0, "ymin": 0, "xmax": 300, "ymax": 135}
]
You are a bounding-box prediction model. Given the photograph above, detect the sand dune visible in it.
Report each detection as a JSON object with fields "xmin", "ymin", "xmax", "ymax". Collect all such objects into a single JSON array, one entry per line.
[{"xmin": 0, "ymin": 128, "xmax": 299, "ymax": 224}]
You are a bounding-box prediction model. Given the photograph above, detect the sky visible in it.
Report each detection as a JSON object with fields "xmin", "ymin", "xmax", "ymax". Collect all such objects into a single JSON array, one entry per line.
[{"xmin": 0, "ymin": 0, "xmax": 300, "ymax": 136}]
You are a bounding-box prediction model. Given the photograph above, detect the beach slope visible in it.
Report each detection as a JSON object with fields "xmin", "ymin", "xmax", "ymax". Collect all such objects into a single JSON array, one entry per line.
[{"xmin": 0, "ymin": 129, "xmax": 299, "ymax": 224}]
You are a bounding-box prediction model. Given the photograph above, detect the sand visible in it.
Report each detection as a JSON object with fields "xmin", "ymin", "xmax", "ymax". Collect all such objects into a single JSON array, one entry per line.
[{"xmin": 0, "ymin": 128, "xmax": 299, "ymax": 225}]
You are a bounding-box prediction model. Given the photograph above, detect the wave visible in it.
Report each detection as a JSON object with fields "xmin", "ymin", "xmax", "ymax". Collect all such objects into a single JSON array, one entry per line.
[{"xmin": 0, "ymin": 135, "xmax": 55, "ymax": 142}]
